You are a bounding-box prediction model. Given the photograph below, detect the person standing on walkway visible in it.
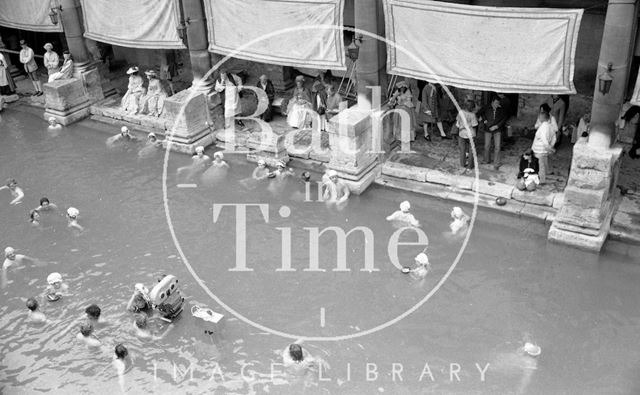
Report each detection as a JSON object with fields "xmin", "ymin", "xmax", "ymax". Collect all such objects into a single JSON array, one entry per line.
[
  {"xmin": 43, "ymin": 43, "xmax": 59, "ymax": 77},
  {"xmin": 531, "ymin": 111, "xmax": 556, "ymax": 184},
  {"xmin": 479, "ymin": 96, "xmax": 509, "ymax": 169},
  {"xmin": 551, "ymin": 94, "xmax": 569, "ymax": 149},
  {"xmin": 0, "ymin": 51, "xmax": 15, "ymax": 95},
  {"xmin": 456, "ymin": 99, "xmax": 478, "ymax": 174},
  {"xmin": 19, "ymin": 40, "xmax": 43, "ymax": 96},
  {"xmin": 420, "ymin": 81, "xmax": 448, "ymax": 141},
  {"xmin": 215, "ymin": 70, "xmax": 244, "ymax": 129}
]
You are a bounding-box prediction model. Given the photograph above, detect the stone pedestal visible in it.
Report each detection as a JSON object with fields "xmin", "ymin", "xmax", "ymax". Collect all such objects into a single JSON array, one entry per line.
[
  {"xmin": 43, "ymin": 78, "xmax": 93, "ymax": 125},
  {"xmin": 161, "ymin": 88, "xmax": 215, "ymax": 154},
  {"xmin": 246, "ymin": 131, "xmax": 290, "ymax": 166},
  {"xmin": 326, "ymin": 107, "xmax": 380, "ymax": 195},
  {"xmin": 548, "ymin": 140, "xmax": 623, "ymax": 251}
]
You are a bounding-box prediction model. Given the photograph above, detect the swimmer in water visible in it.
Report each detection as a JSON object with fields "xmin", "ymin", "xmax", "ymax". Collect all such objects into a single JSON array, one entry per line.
[
  {"xmin": 210, "ymin": 151, "xmax": 230, "ymax": 169},
  {"xmin": 113, "ymin": 344, "xmax": 131, "ymax": 393},
  {"xmin": 410, "ymin": 252, "xmax": 430, "ymax": 280},
  {"xmin": 2, "ymin": 247, "xmax": 33, "ymax": 270},
  {"xmin": 126, "ymin": 283, "xmax": 152, "ymax": 313},
  {"xmin": 322, "ymin": 170, "xmax": 350, "ymax": 205},
  {"xmin": 44, "ymin": 272, "xmax": 69, "ymax": 301},
  {"xmin": 66, "ymin": 207, "xmax": 84, "ymax": 231},
  {"xmin": 386, "ymin": 200, "xmax": 420, "ymax": 227},
  {"xmin": 0, "ymin": 178, "xmax": 25, "ymax": 205},
  {"xmin": 76, "ymin": 323, "xmax": 101, "ymax": 348},
  {"xmin": 270, "ymin": 161, "xmax": 294, "ymax": 179},
  {"xmin": 35, "ymin": 197, "xmax": 58, "ymax": 212},
  {"xmin": 133, "ymin": 314, "xmax": 174, "ymax": 340},
  {"xmin": 85, "ymin": 304, "xmax": 104, "ymax": 325},
  {"xmin": 282, "ymin": 343, "xmax": 317, "ymax": 375},
  {"xmin": 449, "ymin": 206, "xmax": 470, "ymax": 235},
  {"xmin": 138, "ymin": 132, "xmax": 162, "ymax": 158},
  {"xmin": 47, "ymin": 117, "xmax": 62, "ymax": 130},
  {"xmin": 252, "ymin": 159, "xmax": 270, "ymax": 180},
  {"xmin": 106, "ymin": 126, "xmax": 138, "ymax": 147},
  {"xmin": 26, "ymin": 297, "xmax": 47, "ymax": 323},
  {"xmin": 29, "ymin": 209, "xmax": 41, "ymax": 227},
  {"xmin": 177, "ymin": 146, "xmax": 211, "ymax": 180}
]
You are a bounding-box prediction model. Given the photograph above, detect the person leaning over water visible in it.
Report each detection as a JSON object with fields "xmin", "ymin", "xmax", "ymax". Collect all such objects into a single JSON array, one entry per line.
[
  {"xmin": 0, "ymin": 178, "xmax": 24, "ymax": 205},
  {"xmin": 126, "ymin": 283, "xmax": 152, "ymax": 313}
]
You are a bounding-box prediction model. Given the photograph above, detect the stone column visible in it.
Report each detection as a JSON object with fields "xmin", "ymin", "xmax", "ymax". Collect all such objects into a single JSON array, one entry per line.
[
  {"xmin": 354, "ymin": 0, "xmax": 383, "ymax": 110},
  {"xmin": 548, "ymin": 0, "xmax": 637, "ymax": 251},
  {"xmin": 183, "ymin": 0, "xmax": 213, "ymax": 93},
  {"xmin": 44, "ymin": 0, "xmax": 105, "ymax": 124}
]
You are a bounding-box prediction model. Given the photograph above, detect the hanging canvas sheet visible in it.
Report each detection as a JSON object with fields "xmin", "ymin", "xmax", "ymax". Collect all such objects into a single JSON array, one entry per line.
[
  {"xmin": 79, "ymin": 0, "xmax": 185, "ymax": 49},
  {"xmin": 0, "ymin": 0, "xmax": 63, "ymax": 32},
  {"xmin": 383, "ymin": 0, "xmax": 583, "ymax": 94},
  {"xmin": 205, "ymin": 0, "xmax": 346, "ymax": 70}
]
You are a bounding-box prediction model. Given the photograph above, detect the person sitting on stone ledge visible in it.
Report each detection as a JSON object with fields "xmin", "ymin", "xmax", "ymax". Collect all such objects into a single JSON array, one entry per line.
[
  {"xmin": 517, "ymin": 149, "xmax": 539, "ymax": 179},
  {"xmin": 285, "ymin": 75, "xmax": 312, "ymax": 129},
  {"xmin": 141, "ymin": 70, "xmax": 167, "ymax": 117},
  {"xmin": 48, "ymin": 51, "xmax": 74, "ymax": 83},
  {"xmin": 516, "ymin": 168, "xmax": 540, "ymax": 192},
  {"xmin": 121, "ymin": 67, "xmax": 146, "ymax": 115}
]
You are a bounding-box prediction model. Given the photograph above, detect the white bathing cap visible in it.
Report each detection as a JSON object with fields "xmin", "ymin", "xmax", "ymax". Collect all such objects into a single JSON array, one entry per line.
[
  {"xmin": 67, "ymin": 207, "xmax": 79, "ymax": 217},
  {"xmin": 47, "ymin": 272, "xmax": 62, "ymax": 284},
  {"xmin": 48, "ymin": 117, "xmax": 57, "ymax": 123},
  {"xmin": 213, "ymin": 151, "xmax": 224, "ymax": 159},
  {"xmin": 257, "ymin": 159, "xmax": 266, "ymax": 166},
  {"xmin": 523, "ymin": 342, "xmax": 541, "ymax": 357},
  {"xmin": 326, "ymin": 169, "xmax": 338, "ymax": 178},
  {"xmin": 452, "ymin": 207, "xmax": 464, "ymax": 218},
  {"xmin": 195, "ymin": 146, "xmax": 204, "ymax": 153},
  {"xmin": 121, "ymin": 126, "xmax": 129, "ymax": 133},
  {"xmin": 4, "ymin": 247, "xmax": 15, "ymax": 256},
  {"xmin": 400, "ymin": 201, "xmax": 411, "ymax": 212},
  {"xmin": 415, "ymin": 253, "xmax": 429, "ymax": 265}
]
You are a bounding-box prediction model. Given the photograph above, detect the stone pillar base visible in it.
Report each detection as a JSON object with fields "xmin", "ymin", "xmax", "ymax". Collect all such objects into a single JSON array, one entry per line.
[
  {"xmin": 547, "ymin": 140, "xmax": 622, "ymax": 251},
  {"xmin": 326, "ymin": 107, "xmax": 379, "ymax": 195},
  {"xmin": 160, "ymin": 88, "xmax": 214, "ymax": 154},
  {"xmin": 43, "ymin": 78, "xmax": 93, "ymax": 125}
]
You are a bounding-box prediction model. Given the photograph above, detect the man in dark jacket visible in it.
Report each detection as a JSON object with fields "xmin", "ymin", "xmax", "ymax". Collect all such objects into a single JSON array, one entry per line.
[
  {"xmin": 479, "ymin": 95, "xmax": 509, "ymax": 169},
  {"xmin": 257, "ymin": 74, "xmax": 275, "ymax": 122}
]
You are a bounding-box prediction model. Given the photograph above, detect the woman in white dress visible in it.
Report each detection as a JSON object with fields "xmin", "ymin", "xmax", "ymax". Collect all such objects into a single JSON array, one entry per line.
[
  {"xmin": 121, "ymin": 67, "xmax": 146, "ymax": 114},
  {"xmin": 43, "ymin": 43, "xmax": 59, "ymax": 76},
  {"xmin": 285, "ymin": 75, "xmax": 313, "ymax": 129},
  {"xmin": 48, "ymin": 51, "xmax": 74, "ymax": 83},
  {"xmin": 141, "ymin": 70, "xmax": 167, "ymax": 117}
]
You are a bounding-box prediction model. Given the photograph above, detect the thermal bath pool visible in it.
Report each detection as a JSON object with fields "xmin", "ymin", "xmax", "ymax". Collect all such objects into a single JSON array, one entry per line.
[{"xmin": 1, "ymin": 108, "xmax": 639, "ymax": 394}]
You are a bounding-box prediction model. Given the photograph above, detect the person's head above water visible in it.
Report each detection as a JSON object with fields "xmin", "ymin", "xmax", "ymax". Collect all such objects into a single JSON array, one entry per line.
[
  {"xmin": 213, "ymin": 151, "xmax": 224, "ymax": 160},
  {"xmin": 48, "ymin": 117, "xmax": 58, "ymax": 126},
  {"xmin": 288, "ymin": 344, "xmax": 304, "ymax": 362},
  {"xmin": 147, "ymin": 132, "xmax": 157, "ymax": 142},
  {"xmin": 400, "ymin": 200, "xmax": 411, "ymax": 213},
  {"xmin": 40, "ymin": 197, "xmax": 50, "ymax": 206},
  {"xmin": 451, "ymin": 206, "xmax": 465, "ymax": 219},
  {"xmin": 30, "ymin": 209, "xmax": 40, "ymax": 222},
  {"xmin": 6, "ymin": 178, "xmax": 17, "ymax": 188},
  {"xmin": 195, "ymin": 146, "xmax": 204, "ymax": 156},
  {"xmin": 301, "ymin": 171, "xmax": 311, "ymax": 182},
  {"xmin": 134, "ymin": 314, "xmax": 147, "ymax": 329},
  {"xmin": 120, "ymin": 126, "xmax": 130, "ymax": 137},
  {"xmin": 115, "ymin": 343, "xmax": 128, "ymax": 359},
  {"xmin": 4, "ymin": 246, "xmax": 16, "ymax": 260},
  {"xmin": 257, "ymin": 159, "xmax": 266, "ymax": 167},
  {"xmin": 415, "ymin": 252, "xmax": 429, "ymax": 265},
  {"xmin": 85, "ymin": 304, "xmax": 101, "ymax": 320},
  {"xmin": 26, "ymin": 297, "xmax": 38, "ymax": 311},
  {"xmin": 47, "ymin": 272, "xmax": 62, "ymax": 286},
  {"xmin": 67, "ymin": 207, "xmax": 79, "ymax": 219},
  {"xmin": 80, "ymin": 323, "xmax": 94, "ymax": 337},
  {"xmin": 326, "ymin": 169, "xmax": 338, "ymax": 181}
]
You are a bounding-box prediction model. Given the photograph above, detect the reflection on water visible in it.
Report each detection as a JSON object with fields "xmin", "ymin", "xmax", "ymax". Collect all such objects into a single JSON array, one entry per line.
[{"xmin": 1, "ymin": 108, "xmax": 640, "ymax": 394}]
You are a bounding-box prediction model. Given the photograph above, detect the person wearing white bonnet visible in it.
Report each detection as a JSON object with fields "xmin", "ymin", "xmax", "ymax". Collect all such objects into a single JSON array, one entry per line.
[
  {"xmin": 449, "ymin": 206, "xmax": 470, "ymax": 235},
  {"xmin": 43, "ymin": 43, "xmax": 60, "ymax": 76},
  {"xmin": 106, "ymin": 125, "xmax": 137, "ymax": 147},
  {"xmin": 251, "ymin": 158, "xmax": 270, "ymax": 181},
  {"xmin": 211, "ymin": 151, "xmax": 229, "ymax": 168},
  {"xmin": 45, "ymin": 272, "xmax": 68, "ymax": 301},
  {"xmin": 386, "ymin": 200, "xmax": 420, "ymax": 227},
  {"xmin": 410, "ymin": 251, "xmax": 430, "ymax": 279},
  {"xmin": 121, "ymin": 66, "xmax": 145, "ymax": 114},
  {"xmin": 177, "ymin": 146, "xmax": 211, "ymax": 180},
  {"xmin": 127, "ymin": 283, "xmax": 152, "ymax": 312},
  {"xmin": 322, "ymin": 169, "xmax": 350, "ymax": 205},
  {"xmin": 66, "ymin": 207, "xmax": 84, "ymax": 231},
  {"xmin": 2, "ymin": 246, "xmax": 35, "ymax": 275},
  {"xmin": 47, "ymin": 117, "xmax": 61, "ymax": 129}
]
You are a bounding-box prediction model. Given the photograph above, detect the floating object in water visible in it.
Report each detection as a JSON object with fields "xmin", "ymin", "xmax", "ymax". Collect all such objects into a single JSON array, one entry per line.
[
  {"xmin": 496, "ymin": 197, "xmax": 507, "ymax": 206},
  {"xmin": 191, "ymin": 305, "xmax": 224, "ymax": 324},
  {"xmin": 46, "ymin": 293, "xmax": 60, "ymax": 302},
  {"xmin": 149, "ymin": 275, "xmax": 185, "ymax": 320},
  {"xmin": 523, "ymin": 342, "xmax": 541, "ymax": 357},
  {"xmin": 401, "ymin": 266, "xmax": 411, "ymax": 274}
]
